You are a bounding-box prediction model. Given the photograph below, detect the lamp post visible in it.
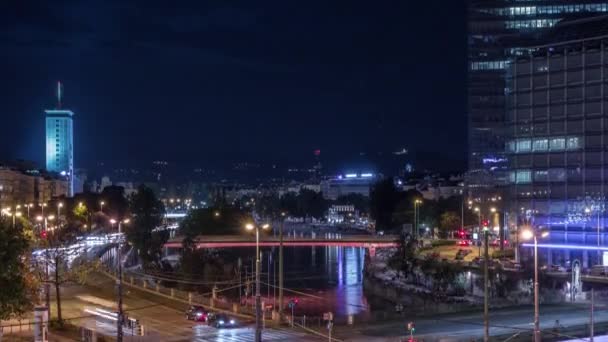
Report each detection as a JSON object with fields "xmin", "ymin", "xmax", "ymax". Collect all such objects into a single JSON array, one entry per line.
[
  {"xmin": 521, "ymin": 228, "xmax": 549, "ymax": 342},
  {"xmin": 11, "ymin": 211, "xmax": 22, "ymax": 227},
  {"xmin": 110, "ymin": 218, "xmax": 130, "ymax": 342},
  {"xmin": 246, "ymin": 222, "xmax": 270, "ymax": 342},
  {"xmin": 36, "ymin": 214, "xmax": 55, "ymax": 319},
  {"xmin": 279, "ymin": 212, "xmax": 286, "ymax": 321},
  {"xmin": 100, "ymin": 201, "xmax": 105, "ymax": 213},
  {"xmin": 40, "ymin": 203, "xmax": 47, "ymax": 217},
  {"xmin": 27, "ymin": 203, "xmax": 33, "ymax": 219},
  {"xmin": 414, "ymin": 199, "xmax": 422, "ymax": 240},
  {"xmin": 57, "ymin": 202, "xmax": 63, "ymax": 219},
  {"xmin": 474, "ymin": 207, "xmax": 481, "ymax": 256}
]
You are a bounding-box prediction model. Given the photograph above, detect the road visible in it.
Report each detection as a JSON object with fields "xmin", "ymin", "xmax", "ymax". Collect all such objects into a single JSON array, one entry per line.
[
  {"xmin": 53, "ymin": 273, "xmax": 319, "ymax": 341},
  {"xmin": 337, "ymin": 304, "xmax": 602, "ymax": 341}
]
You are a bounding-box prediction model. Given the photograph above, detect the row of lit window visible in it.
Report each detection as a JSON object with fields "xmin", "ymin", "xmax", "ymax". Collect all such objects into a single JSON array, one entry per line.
[
  {"xmin": 507, "ymin": 136, "xmax": 581, "ymax": 153},
  {"xmin": 505, "ymin": 19, "xmax": 560, "ymax": 29},
  {"xmin": 510, "ymin": 168, "xmax": 568, "ymax": 184},
  {"xmin": 470, "ymin": 60, "xmax": 510, "ymax": 71},
  {"xmin": 481, "ymin": 4, "xmax": 608, "ymax": 17}
]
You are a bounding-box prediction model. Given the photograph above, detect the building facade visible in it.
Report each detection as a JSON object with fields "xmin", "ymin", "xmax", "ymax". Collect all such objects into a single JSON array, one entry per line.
[
  {"xmin": 467, "ymin": 1, "xmax": 608, "ymax": 185},
  {"xmin": 45, "ymin": 109, "xmax": 74, "ymax": 196},
  {"xmin": 321, "ymin": 173, "xmax": 377, "ymax": 200},
  {"xmin": 506, "ymin": 16, "xmax": 608, "ymax": 267},
  {"xmin": 0, "ymin": 167, "xmax": 69, "ymax": 208}
]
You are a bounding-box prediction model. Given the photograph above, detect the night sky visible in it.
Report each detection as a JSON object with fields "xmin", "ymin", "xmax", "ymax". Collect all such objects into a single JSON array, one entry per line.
[{"xmin": 1, "ymin": 1, "xmax": 466, "ymax": 174}]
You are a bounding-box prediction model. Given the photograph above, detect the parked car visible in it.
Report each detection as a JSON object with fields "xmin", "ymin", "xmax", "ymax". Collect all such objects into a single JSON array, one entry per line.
[{"xmin": 186, "ymin": 306, "xmax": 208, "ymax": 322}]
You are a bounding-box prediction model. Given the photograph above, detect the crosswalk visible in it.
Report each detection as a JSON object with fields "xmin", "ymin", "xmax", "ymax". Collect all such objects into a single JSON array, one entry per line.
[{"xmin": 192, "ymin": 327, "xmax": 316, "ymax": 342}]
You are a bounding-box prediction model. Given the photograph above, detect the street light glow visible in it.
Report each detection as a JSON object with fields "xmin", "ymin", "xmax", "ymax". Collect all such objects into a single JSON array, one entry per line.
[
  {"xmin": 490, "ymin": 207, "xmax": 496, "ymax": 213},
  {"xmin": 262, "ymin": 223, "xmax": 270, "ymax": 229},
  {"xmin": 110, "ymin": 219, "xmax": 117, "ymax": 224},
  {"xmin": 521, "ymin": 229, "xmax": 533, "ymax": 240},
  {"xmin": 36, "ymin": 215, "xmax": 43, "ymax": 221},
  {"xmin": 245, "ymin": 223, "xmax": 254, "ymax": 230},
  {"xmin": 58, "ymin": 202, "xmax": 63, "ymax": 208}
]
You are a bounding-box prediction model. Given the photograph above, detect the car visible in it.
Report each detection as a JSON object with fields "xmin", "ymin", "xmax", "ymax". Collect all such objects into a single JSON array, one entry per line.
[
  {"xmin": 212, "ymin": 314, "xmax": 236, "ymax": 328},
  {"xmin": 489, "ymin": 239, "xmax": 510, "ymax": 247},
  {"xmin": 458, "ymin": 240, "xmax": 472, "ymax": 247},
  {"xmin": 186, "ymin": 306, "xmax": 208, "ymax": 322}
]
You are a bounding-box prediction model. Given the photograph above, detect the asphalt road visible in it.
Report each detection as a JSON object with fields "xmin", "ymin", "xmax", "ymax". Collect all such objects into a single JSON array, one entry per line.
[
  {"xmin": 53, "ymin": 273, "xmax": 319, "ymax": 341},
  {"xmin": 337, "ymin": 304, "xmax": 603, "ymax": 341}
]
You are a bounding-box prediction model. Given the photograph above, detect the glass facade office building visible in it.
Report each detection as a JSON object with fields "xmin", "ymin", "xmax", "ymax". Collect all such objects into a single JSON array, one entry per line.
[
  {"xmin": 45, "ymin": 109, "xmax": 74, "ymax": 196},
  {"xmin": 506, "ymin": 16, "xmax": 608, "ymax": 266},
  {"xmin": 467, "ymin": 1, "xmax": 608, "ymax": 185}
]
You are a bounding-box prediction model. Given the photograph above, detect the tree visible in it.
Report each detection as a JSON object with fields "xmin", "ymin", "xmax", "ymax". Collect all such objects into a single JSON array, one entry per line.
[
  {"xmin": 0, "ymin": 217, "xmax": 37, "ymax": 322},
  {"xmin": 439, "ymin": 211, "xmax": 461, "ymax": 238},
  {"xmin": 255, "ymin": 194, "xmax": 282, "ymax": 220},
  {"xmin": 35, "ymin": 223, "xmax": 97, "ymax": 324},
  {"xmin": 180, "ymin": 206, "xmax": 253, "ymax": 245},
  {"xmin": 370, "ymin": 178, "xmax": 400, "ymax": 230},
  {"xmin": 127, "ymin": 185, "xmax": 168, "ymax": 270},
  {"xmin": 296, "ymin": 189, "xmax": 328, "ymax": 220}
]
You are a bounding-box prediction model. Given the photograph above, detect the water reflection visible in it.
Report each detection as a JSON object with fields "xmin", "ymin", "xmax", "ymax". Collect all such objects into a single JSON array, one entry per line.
[{"xmin": 279, "ymin": 246, "xmax": 368, "ymax": 316}]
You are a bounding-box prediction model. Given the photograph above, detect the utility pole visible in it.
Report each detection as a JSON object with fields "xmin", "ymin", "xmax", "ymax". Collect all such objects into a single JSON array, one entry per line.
[
  {"xmin": 279, "ymin": 213, "xmax": 285, "ymax": 321},
  {"xmin": 533, "ymin": 235, "xmax": 540, "ymax": 342},
  {"xmin": 255, "ymin": 228, "xmax": 262, "ymax": 342},
  {"xmin": 591, "ymin": 288, "xmax": 595, "ymax": 342},
  {"xmin": 111, "ymin": 219, "xmax": 130, "ymax": 342},
  {"xmin": 484, "ymin": 228, "xmax": 489, "ymax": 342}
]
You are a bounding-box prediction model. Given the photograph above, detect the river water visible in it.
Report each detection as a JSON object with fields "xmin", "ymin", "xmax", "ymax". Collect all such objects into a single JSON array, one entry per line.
[{"xmin": 237, "ymin": 245, "xmax": 382, "ymax": 319}]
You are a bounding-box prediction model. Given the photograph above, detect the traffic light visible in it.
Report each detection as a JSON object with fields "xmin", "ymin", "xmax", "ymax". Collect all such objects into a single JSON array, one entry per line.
[
  {"xmin": 482, "ymin": 220, "xmax": 489, "ymax": 231},
  {"xmin": 40, "ymin": 230, "xmax": 48, "ymax": 239}
]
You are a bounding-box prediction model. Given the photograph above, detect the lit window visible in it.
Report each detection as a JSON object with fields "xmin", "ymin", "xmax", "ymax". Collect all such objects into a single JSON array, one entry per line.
[
  {"xmin": 532, "ymin": 139, "xmax": 548, "ymax": 151},
  {"xmin": 516, "ymin": 170, "xmax": 532, "ymax": 184},
  {"xmin": 550, "ymin": 138, "xmax": 565, "ymax": 150},
  {"xmin": 517, "ymin": 139, "xmax": 531, "ymax": 152},
  {"xmin": 534, "ymin": 170, "xmax": 548, "ymax": 181},
  {"xmin": 567, "ymin": 137, "xmax": 580, "ymax": 150}
]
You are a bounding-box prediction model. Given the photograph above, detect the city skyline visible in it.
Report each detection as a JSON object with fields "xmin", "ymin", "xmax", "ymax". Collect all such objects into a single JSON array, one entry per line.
[{"xmin": 0, "ymin": 1, "xmax": 466, "ymax": 174}]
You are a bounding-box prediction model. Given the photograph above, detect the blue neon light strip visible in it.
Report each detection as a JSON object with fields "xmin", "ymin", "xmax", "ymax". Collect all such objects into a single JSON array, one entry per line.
[{"xmin": 522, "ymin": 243, "xmax": 606, "ymax": 251}]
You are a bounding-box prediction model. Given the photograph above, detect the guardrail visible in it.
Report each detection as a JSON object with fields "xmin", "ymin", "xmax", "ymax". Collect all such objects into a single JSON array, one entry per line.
[{"xmin": 99, "ymin": 267, "xmax": 262, "ymax": 322}]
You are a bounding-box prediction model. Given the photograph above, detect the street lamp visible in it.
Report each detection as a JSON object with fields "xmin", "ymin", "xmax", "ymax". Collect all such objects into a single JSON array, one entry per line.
[
  {"xmin": 521, "ymin": 227, "xmax": 549, "ymax": 342},
  {"xmin": 245, "ymin": 222, "xmax": 270, "ymax": 342},
  {"xmin": 11, "ymin": 211, "xmax": 22, "ymax": 227},
  {"xmin": 39, "ymin": 203, "xmax": 47, "ymax": 217},
  {"xmin": 414, "ymin": 199, "xmax": 422, "ymax": 240},
  {"xmin": 279, "ymin": 212, "xmax": 286, "ymax": 320},
  {"xmin": 26, "ymin": 203, "xmax": 33, "ymax": 218},
  {"xmin": 110, "ymin": 218, "xmax": 130, "ymax": 342},
  {"xmin": 57, "ymin": 202, "xmax": 63, "ymax": 218},
  {"xmin": 100, "ymin": 201, "xmax": 105, "ymax": 212}
]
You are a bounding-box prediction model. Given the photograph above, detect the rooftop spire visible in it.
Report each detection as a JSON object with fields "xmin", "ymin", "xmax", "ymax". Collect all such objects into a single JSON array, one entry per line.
[{"xmin": 57, "ymin": 81, "xmax": 62, "ymax": 109}]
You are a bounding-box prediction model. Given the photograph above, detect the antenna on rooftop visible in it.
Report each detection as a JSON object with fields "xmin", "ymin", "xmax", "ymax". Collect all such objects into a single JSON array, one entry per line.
[{"xmin": 57, "ymin": 81, "xmax": 63, "ymax": 109}]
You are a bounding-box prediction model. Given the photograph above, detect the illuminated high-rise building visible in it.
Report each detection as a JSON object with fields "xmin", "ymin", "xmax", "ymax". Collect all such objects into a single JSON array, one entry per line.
[
  {"xmin": 45, "ymin": 82, "xmax": 74, "ymax": 196},
  {"xmin": 467, "ymin": 1, "xmax": 608, "ymax": 187}
]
